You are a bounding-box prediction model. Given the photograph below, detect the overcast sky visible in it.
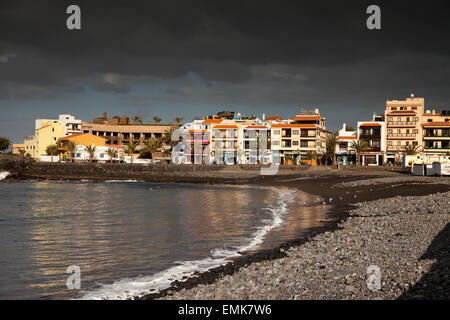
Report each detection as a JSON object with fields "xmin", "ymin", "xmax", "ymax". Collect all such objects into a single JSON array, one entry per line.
[{"xmin": 1, "ymin": 0, "xmax": 449, "ymax": 143}]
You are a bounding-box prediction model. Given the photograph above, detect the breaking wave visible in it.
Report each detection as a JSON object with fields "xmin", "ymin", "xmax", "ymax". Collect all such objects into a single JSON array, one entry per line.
[
  {"xmin": 0, "ymin": 171, "xmax": 10, "ymax": 181},
  {"xmin": 80, "ymin": 187, "xmax": 296, "ymax": 300}
]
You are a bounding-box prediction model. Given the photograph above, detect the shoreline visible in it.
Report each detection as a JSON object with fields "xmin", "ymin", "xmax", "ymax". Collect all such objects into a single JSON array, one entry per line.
[{"xmin": 1, "ymin": 160, "xmax": 449, "ymax": 299}]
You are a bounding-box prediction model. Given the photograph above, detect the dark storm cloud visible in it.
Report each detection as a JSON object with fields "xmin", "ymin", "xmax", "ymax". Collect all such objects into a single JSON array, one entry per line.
[{"xmin": 0, "ymin": 0, "xmax": 449, "ymax": 118}]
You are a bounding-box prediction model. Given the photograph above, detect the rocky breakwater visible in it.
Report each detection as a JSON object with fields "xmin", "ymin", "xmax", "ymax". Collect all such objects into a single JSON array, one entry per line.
[
  {"xmin": 0, "ymin": 155, "xmax": 35, "ymax": 181},
  {"xmin": 160, "ymin": 191, "xmax": 450, "ymax": 300}
]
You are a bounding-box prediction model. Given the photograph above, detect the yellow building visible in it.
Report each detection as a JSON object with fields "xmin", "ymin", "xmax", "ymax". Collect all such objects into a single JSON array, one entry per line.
[
  {"xmin": 23, "ymin": 135, "xmax": 36, "ymax": 157},
  {"xmin": 23, "ymin": 114, "xmax": 82, "ymax": 160},
  {"xmin": 12, "ymin": 144, "xmax": 25, "ymax": 155},
  {"xmin": 60, "ymin": 133, "xmax": 107, "ymax": 147}
]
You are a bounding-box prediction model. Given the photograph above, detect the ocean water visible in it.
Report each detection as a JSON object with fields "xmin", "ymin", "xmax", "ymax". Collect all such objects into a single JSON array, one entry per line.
[{"xmin": 0, "ymin": 179, "xmax": 330, "ymax": 300}]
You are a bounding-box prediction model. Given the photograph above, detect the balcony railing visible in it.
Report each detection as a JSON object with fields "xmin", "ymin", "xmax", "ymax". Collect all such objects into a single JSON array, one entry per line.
[
  {"xmin": 387, "ymin": 133, "xmax": 416, "ymax": 138},
  {"xmin": 387, "ymin": 121, "xmax": 417, "ymax": 126},
  {"xmin": 424, "ymin": 146, "xmax": 450, "ymax": 150}
]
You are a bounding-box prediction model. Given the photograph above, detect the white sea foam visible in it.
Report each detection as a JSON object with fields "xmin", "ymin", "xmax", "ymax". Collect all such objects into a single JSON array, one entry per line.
[
  {"xmin": 0, "ymin": 171, "xmax": 10, "ymax": 181},
  {"xmin": 80, "ymin": 187, "xmax": 296, "ymax": 300},
  {"xmin": 104, "ymin": 179, "xmax": 139, "ymax": 183}
]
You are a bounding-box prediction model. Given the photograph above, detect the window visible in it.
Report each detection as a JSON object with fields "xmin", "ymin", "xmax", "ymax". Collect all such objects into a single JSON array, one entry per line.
[
  {"xmin": 413, "ymin": 129, "xmax": 418, "ymax": 134},
  {"xmin": 387, "ymin": 141, "xmax": 392, "ymax": 146},
  {"xmin": 391, "ymin": 107, "xmax": 397, "ymax": 110},
  {"xmin": 301, "ymin": 141, "xmax": 308, "ymax": 148},
  {"xmin": 292, "ymin": 141, "xmax": 299, "ymax": 146},
  {"xmin": 292, "ymin": 130, "xmax": 299, "ymax": 135},
  {"xmin": 100, "ymin": 153, "xmax": 104, "ymax": 158},
  {"xmin": 388, "ymin": 129, "xmax": 393, "ymax": 134},
  {"xmin": 412, "ymin": 107, "xmax": 417, "ymax": 110},
  {"xmin": 397, "ymin": 117, "xmax": 401, "ymax": 121},
  {"xmin": 76, "ymin": 153, "xmax": 81, "ymax": 158},
  {"xmin": 273, "ymin": 130, "xmax": 280, "ymax": 135},
  {"xmin": 413, "ymin": 141, "xmax": 418, "ymax": 146},
  {"xmin": 397, "ymin": 129, "xmax": 401, "ymax": 133},
  {"xmin": 272, "ymin": 141, "xmax": 279, "ymax": 146},
  {"xmin": 388, "ymin": 117, "xmax": 393, "ymax": 121},
  {"xmin": 397, "ymin": 141, "xmax": 401, "ymax": 146},
  {"xmin": 414, "ymin": 117, "xmax": 419, "ymax": 122},
  {"xmin": 52, "ymin": 128, "xmax": 55, "ymax": 132}
]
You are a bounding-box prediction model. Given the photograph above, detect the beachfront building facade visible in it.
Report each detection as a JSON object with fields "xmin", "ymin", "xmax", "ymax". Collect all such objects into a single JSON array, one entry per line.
[
  {"xmin": 57, "ymin": 132, "xmax": 148, "ymax": 163},
  {"xmin": 243, "ymin": 125, "xmax": 271, "ymax": 164},
  {"xmin": 12, "ymin": 144, "xmax": 25, "ymax": 155},
  {"xmin": 270, "ymin": 109, "xmax": 328, "ymax": 165},
  {"xmin": 421, "ymin": 109, "xmax": 450, "ymax": 155},
  {"xmin": 357, "ymin": 113, "xmax": 386, "ymax": 166},
  {"xmin": 384, "ymin": 95, "xmax": 424, "ymax": 163},
  {"xmin": 23, "ymin": 114, "xmax": 82, "ymax": 160},
  {"xmin": 81, "ymin": 122, "xmax": 170, "ymax": 147},
  {"xmin": 336, "ymin": 123, "xmax": 357, "ymax": 165},
  {"xmin": 81, "ymin": 112, "xmax": 171, "ymax": 148}
]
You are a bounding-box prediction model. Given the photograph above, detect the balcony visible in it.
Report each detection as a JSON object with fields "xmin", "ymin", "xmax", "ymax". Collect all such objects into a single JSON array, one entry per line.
[
  {"xmin": 424, "ymin": 145, "xmax": 450, "ymax": 150},
  {"xmin": 186, "ymin": 139, "xmax": 210, "ymax": 144},
  {"xmin": 387, "ymin": 133, "xmax": 416, "ymax": 139},
  {"xmin": 360, "ymin": 134, "xmax": 381, "ymax": 139},
  {"xmin": 387, "ymin": 121, "xmax": 417, "ymax": 127}
]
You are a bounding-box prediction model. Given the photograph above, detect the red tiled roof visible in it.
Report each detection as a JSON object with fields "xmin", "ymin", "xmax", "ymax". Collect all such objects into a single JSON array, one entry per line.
[
  {"xmin": 338, "ymin": 136, "xmax": 357, "ymax": 139},
  {"xmin": 271, "ymin": 123, "xmax": 316, "ymax": 128},
  {"xmin": 245, "ymin": 126, "xmax": 268, "ymax": 129},
  {"xmin": 213, "ymin": 125, "xmax": 238, "ymax": 129},
  {"xmin": 60, "ymin": 133, "xmax": 85, "ymax": 140},
  {"xmin": 24, "ymin": 134, "xmax": 35, "ymax": 138},
  {"xmin": 360, "ymin": 123, "xmax": 381, "ymax": 127},
  {"xmin": 187, "ymin": 129, "xmax": 209, "ymax": 133},
  {"xmin": 265, "ymin": 116, "xmax": 282, "ymax": 120},
  {"xmin": 292, "ymin": 115, "xmax": 324, "ymax": 121},
  {"xmin": 37, "ymin": 124, "xmax": 52, "ymax": 130},
  {"xmin": 202, "ymin": 119, "xmax": 224, "ymax": 124}
]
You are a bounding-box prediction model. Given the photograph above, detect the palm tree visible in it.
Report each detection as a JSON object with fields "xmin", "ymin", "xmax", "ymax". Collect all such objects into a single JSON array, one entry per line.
[
  {"xmin": 152, "ymin": 116, "xmax": 162, "ymax": 125},
  {"xmin": 18, "ymin": 149, "xmax": 26, "ymax": 156},
  {"xmin": 305, "ymin": 150, "xmax": 317, "ymax": 165},
  {"xmin": 106, "ymin": 148, "xmax": 118, "ymax": 163},
  {"xmin": 161, "ymin": 125, "xmax": 182, "ymax": 147},
  {"xmin": 350, "ymin": 139, "xmax": 370, "ymax": 166},
  {"xmin": 402, "ymin": 144, "xmax": 421, "ymax": 155},
  {"xmin": 132, "ymin": 116, "xmax": 144, "ymax": 125},
  {"xmin": 174, "ymin": 117, "xmax": 184, "ymax": 124},
  {"xmin": 142, "ymin": 137, "xmax": 163, "ymax": 164},
  {"xmin": 326, "ymin": 134, "xmax": 339, "ymax": 166},
  {"xmin": 45, "ymin": 143, "xmax": 59, "ymax": 163},
  {"xmin": 84, "ymin": 145, "xmax": 97, "ymax": 164},
  {"xmin": 64, "ymin": 141, "xmax": 76, "ymax": 163},
  {"xmin": 317, "ymin": 150, "xmax": 331, "ymax": 166},
  {"xmin": 124, "ymin": 141, "xmax": 138, "ymax": 164}
]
